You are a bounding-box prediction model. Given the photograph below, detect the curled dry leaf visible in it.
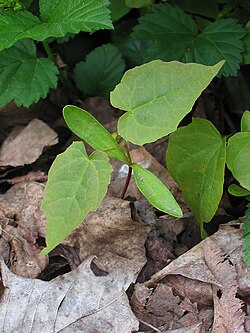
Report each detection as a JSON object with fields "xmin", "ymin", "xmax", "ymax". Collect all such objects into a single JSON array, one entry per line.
[
  {"xmin": 0, "ymin": 118, "xmax": 58, "ymax": 167},
  {"xmin": 0, "ymin": 257, "xmax": 139, "ymax": 333},
  {"xmin": 62, "ymin": 196, "xmax": 151, "ymax": 277},
  {"xmin": 0, "ymin": 182, "xmax": 47, "ymax": 278},
  {"xmin": 132, "ymin": 224, "xmax": 248, "ymax": 332},
  {"xmin": 204, "ymin": 239, "xmax": 245, "ymax": 333}
]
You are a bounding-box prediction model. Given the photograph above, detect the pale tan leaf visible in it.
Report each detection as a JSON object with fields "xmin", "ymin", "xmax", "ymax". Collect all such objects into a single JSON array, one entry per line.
[
  {"xmin": 0, "ymin": 258, "xmax": 139, "ymax": 333},
  {"xmin": 0, "ymin": 118, "xmax": 58, "ymax": 167},
  {"xmin": 63, "ymin": 196, "xmax": 151, "ymax": 277}
]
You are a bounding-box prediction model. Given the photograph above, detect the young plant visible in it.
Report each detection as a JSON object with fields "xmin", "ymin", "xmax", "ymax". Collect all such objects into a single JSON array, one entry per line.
[
  {"xmin": 40, "ymin": 59, "xmax": 223, "ymax": 256},
  {"xmin": 166, "ymin": 110, "xmax": 250, "ymax": 259}
]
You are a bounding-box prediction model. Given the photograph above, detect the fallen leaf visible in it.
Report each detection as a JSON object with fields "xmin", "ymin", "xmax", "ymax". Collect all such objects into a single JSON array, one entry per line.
[
  {"xmin": 0, "ymin": 257, "xmax": 139, "ymax": 333},
  {"xmin": 132, "ymin": 224, "xmax": 248, "ymax": 332},
  {"xmin": 0, "ymin": 118, "xmax": 58, "ymax": 167},
  {"xmin": 63, "ymin": 196, "xmax": 151, "ymax": 277},
  {"xmin": 204, "ymin": 239, "xmax": 245, "ymax": 333},
  {"xmin": 0, "ymin": 181, "xmax": 47, "ymax": 277}
]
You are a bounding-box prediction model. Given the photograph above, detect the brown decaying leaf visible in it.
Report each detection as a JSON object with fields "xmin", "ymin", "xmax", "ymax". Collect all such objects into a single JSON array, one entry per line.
[
  {"xmin": 62, "ymin": 196, "xmax": 151, "ymax": 277},
  {"xmin": 0, "ymin": 118, "xmax": 58, "ymax": 167},
  {"xmin": 0, "ymin": 182, "xmax": 47, "ymax": 278},
  {"xmin": 203, "ymin": 239, "xmax": 245, "ymax": 333},
  {"xmin": 0, "ymin": 257, "xmax": 139, "ymax": 333},
  {"xmin": 132, "ymin": 225, "xmax": 248, "ymax": 332}
]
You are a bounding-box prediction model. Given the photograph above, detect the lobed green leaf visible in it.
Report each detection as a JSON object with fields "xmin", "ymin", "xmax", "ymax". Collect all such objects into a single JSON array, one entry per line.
[
  {"xmin": 63, "ymin": 105, "xmax": 129, "ymax": 163},
  {"xmin": 132, "ymin": 3, "xmax": 245, "ymax": 77},
  {"xmin": 74, "ymin": 44, "xmax": 125, "ymax": 99},
  {"xmin": 0, "ymin": 39, "xmax": 58, "ymax": 107},
  {"xmin": 226, "ymin": 132, "xmax": 250, "ymax": 191},
  {"xmin": 166, "ymin": 118, "xmax": 226, "ymax": 225},
  {"xmin": 41, "ymin": 141, "xmax": 113, "ymax": 256},
  {"xmin": 132, "ymin": 163, "xmax": 182, "ymax": 217},
  {"xmin": 0, "ymin": 1, "xmax": 113, "ymax": 51},
  {"xmin": 111, "ymin": 59, "xmax": 224, "ymax": 145}
]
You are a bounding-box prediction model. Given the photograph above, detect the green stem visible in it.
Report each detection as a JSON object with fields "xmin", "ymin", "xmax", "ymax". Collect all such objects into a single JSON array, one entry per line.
[{"xmin": 42, "ymin": 40, "xmax": 80, "ymax": 97}]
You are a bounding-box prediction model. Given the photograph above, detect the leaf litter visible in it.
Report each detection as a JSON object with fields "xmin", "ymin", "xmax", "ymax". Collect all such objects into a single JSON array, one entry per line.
[{"xmin": 0, "ymin": 112, "xmax": 250, "ymax": 332}]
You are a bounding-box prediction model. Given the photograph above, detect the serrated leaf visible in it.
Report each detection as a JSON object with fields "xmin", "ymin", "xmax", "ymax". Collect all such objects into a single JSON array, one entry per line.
[
  {"xmin": 132, "ymin": 3, "xmax": 197, "ymax": 61},
  {"xmin": 194, "ymin": 19, "xmax": 246, "ymax": 77},
  {"xmin": 243, "ymin": 21, "xmax": 250, "ymax": 64},
  {"xmin": 241, "ymin": 110, "xmax": 250, "ymax": 132},
  {"xmin": 132, "ymin": 3, "xmax": 245, "ymax": 76},
  {"xmin": 132, "ymin": 163, "xmax": 182, "ymax": 217},
  {"xmin": 111, "ymin": 60, "xmax": 224, "ymax": 145},
  {"xmin": 0, "ymin": 39, "xmax": 58, "ymax": 107},
  {"xmin": 0, "ymin": 1, "xmax": 112, "ymax": 51},
  {"xmin": 226, "ymin": 132, "xmax": 250, "ymax": 191},
  {"xmin": 41, "ymin": 142, "xmax": 113, "ymax": 256},
  {"xmin": 74, "ymin": 44, "xmax": 125, "ymax": 98},
  {"xmin": 166, "ymin": 118, "xmax": 226, "ymax": 225},
  {"xmin": 63, "ymin": 105, "xmax": 129, "ymax": 164},
  {"xmin": 228, "ymin": 184, "xmax": 250, "ymax": 197}
]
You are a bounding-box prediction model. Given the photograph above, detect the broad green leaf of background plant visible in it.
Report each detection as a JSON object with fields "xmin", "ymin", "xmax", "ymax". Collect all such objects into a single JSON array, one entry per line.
[
  {"xmin": 0, "ymin": 39, "xmax": 58, "ymax": 107},
  {"xmin": 228, "ymin": 184, "xmax": 250, "ymax": 197},
  {"xmin": 132, "ymin": 163, "xmax": 182, "ymax": 217},
  {"xmin": 74, "ymin": 44, "xmax": 125, "ymax": 99},
  {"xmin": 125, "ymin": 0, "xmax": 152, "ymax": 8},
  {"xmin": 41, "ymin": 141, "xmax": 113, "ymax": 256},
  {"xmin": 241, "ymin": 110, "xmax": 250, "ymax": 132},
  {"xmin": 132, "ymin": 3, "xmax": 245, "ymax": 76},
  {"xmin": 63, "ymin": 105, "xmax": 129, "ymax": 164},
  {"xmin": 193, "ymin": 19, "xmax": 246, "ymax": 77},
  {"xmin": 0, "ymin": 0, "xmax": 112, "ymax": 51},
  {"xmin": 226, "ymin": 132, "xmax": 250, "ymax": 191},
  {"xmin": 166, "ymin": 118, "xmax": 226, "ymax": 227},
  {"xmin": 243, "ymin": 21, "xmax": 250, "ymax": 64},
  {"xmin": 132, "ymin": 3, "xmax": 197, "ymax": 62},
  {"xmin": 109, "ymin": 0, "xmax": 130, "ymax": 21},
  {"xmin": 110, "ymin": 60, "xmax": 224, "ymax": 145}
]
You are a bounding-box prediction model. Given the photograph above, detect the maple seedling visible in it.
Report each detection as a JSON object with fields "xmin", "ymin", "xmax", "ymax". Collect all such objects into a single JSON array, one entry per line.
[{"xmin": 40, "ymin": 59, "xmax": 224, "ymax": 256}]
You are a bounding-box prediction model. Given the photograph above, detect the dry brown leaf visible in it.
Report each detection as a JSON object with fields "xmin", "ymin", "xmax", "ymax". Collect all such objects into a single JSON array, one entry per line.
[
  {"xmin": 144, "ymin": 225, "xmax": 246, "ymax": 290},
  {"xmin": 203, "ymin": 239, "xmax": 245, "ymax": 333},
  {"xmin": 63, "ymin": 196, "xmax": 151, "ymax": 277},
  {"xmin": 0, "ymin": 182, "xmax": 47, "ymax": 277},
  {"xmin": 0, "ymin": 118, "xmax": 58, "ymax": 167},
  {"xmin": 0, "ymin": 258, "xmax": 139, "ymax": 333}
]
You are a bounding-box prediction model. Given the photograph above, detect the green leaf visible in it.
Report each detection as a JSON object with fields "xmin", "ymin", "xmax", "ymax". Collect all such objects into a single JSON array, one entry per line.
[
  {"xmin": 0, "ymin": 39, "xmax": 58, "ymax": 107},
  {"xmin": 166, "ymin": 118, "xmax": 226, "ymax": 225},
  {"xmin": 226, "ymin": 132, "xmax": 250, "ymax": 191},
  {"xmin": 41, "ymin": 142, "xmax": 113, "ymax": 256},
  {"xmin": 132, "ymin": 163, "xmax": 182, "ymax": 217},
  {"xmin": 169, "ymin": 0, "xmax": 219, "ymax": 19},
  {"xmin": 194, "ymin": 19, "xmax": 246, "ymax": 77},
  {"xmin": 241, "ymin": 110, "xmax": 250, "ymax": 132},
  {"xmin": 228, "ymin": 184, "xmax": 250, "ymax": 197},
  {"xmin": 0, "ymin": 1, "xmax": 113, "ymax": 51},
  {"xmin": 109, "ymin": 0, "xmax": 130, "ymax": 21},
  {"xmin": 74, "ymin": 44, "xmax": 125, "ymax": 99},
  {"xmin": 63, "ymin": 105, "xmax": 129, "ymax": 164},
  {"xmin": 111, "ymin": 59, "xmax": 224, "ymax": 145},
  {"xmin": 132, "ymin": 3, "xmax": 197, "ymax": 62},
  {"xmin": 243, "ymin": 21, "xmax": 250, "ymax": 64},
  {"xmin": 132, "ymin": 3, "xmax": 245, "ymax": 76},
  {"xmin": 242, "ymin": 200, "xmax": 250, "ymax": 266},
  {"xmin": 125, "ymin": 0, "xmax": 152, "ymax": 8}
]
